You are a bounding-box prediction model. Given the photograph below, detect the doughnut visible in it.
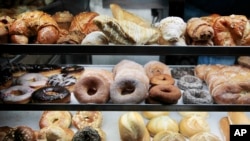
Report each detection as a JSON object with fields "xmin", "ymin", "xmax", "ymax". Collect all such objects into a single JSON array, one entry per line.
[
  {"xmin": 148, "ymin": 84, "xmax": 181, "ymax": 104},
  {"xmin": 7, "ymin": 63, "xmax": 27, "ymax": 78},
  {"xmin": 0, "ymin": 126, "xmax": 15, "ymax": 140},
  {"xmin": 182, "ymin": 89, "xmax": 213, "ymax": 104},
  {"xmin": 72, "ymin": 126, "xmax": 106, "ymax": 141},
  {"xmin": 16, "ymin": 73, "xmax": 48, "ymax": 89},
  {"xmin": 150, "ymin": 74, "xmax": 175, "ymax": 85},
  {"xmin": 189, "ymin": 132, "xmax": 221, "ymax": 141},
  {"xmin": 72, "ymin": 111, "xmax": 103, "ymax": 129},
  {"xmin": 179, "ymin": 115, "xmax": 210, "ymax": 138},
  {"xmin": 14, "ymin": 126, "xmax": 36, "ymax": 141},
  {"xmin": 61, "ymin": 65, "xmax": 84, "ymax": 79},
  {"xmin": 153, "ymin": 130, "xmax": 186, "ymax": 141},
  {"xmin": 37, "ymin": 125, "xmax": 74, "ymax": 141},
  {"xmin": 39, "ymin": 111, "xmax": 72, "ymax": 129},
  {"xmin": 48, "ymin": 73, "xmax": 77, "ymax": 92},
  {"xmin": 0, "ymin": 68, "xmax": 13, "ymax": 90},
  {"xmin": 141, "ymin": 111, "xmax": 169, "ymax": 120},
  {"xmin": 146, "ymin": 115, "xmax": 179, "ymax": 137},
  {"xmin": 238, "ymin": 56, "xmax": 250, "ymax": 68},
  {"xmin": 0, "ymin": 85, "xmax": 35, "ymax": 104},
  {"xmin": 171, "ymin": 67, "xmax": 194, "ymax": 79},
  {"xmin": 177, "ymin": 75, "xmax": 203, "ymax": 90},
  {"xmin": 73, "ymin": 69, "xmax": 112, "ymax": 104},
  {"xmin": 28, "ymin": 64, "xmax": 62, "ymax": 77},
  {"xmin": 31, "ymin": 86, "xmax": 71, "ymax": 103},
  {"xmin": 144, "ymin": 60, "xmax": 171, "ymax": 79}
]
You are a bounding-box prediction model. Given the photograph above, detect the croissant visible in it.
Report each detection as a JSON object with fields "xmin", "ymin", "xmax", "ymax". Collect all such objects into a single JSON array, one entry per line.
[
  {"xmin": 9, "ymin": 10, "xmax": 60, "ymax": 44},
  {"xmin": 187, "ymin": 17, "xmax": 214, "ymax": 41},
  {"xmin": 93, "ymin": 15, "xmax": 160, "ymax": 45}
]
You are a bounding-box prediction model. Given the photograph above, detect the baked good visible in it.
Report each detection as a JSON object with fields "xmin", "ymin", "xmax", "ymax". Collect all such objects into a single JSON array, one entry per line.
[
  {"xmin": 72, "ymin": 111, "xmax": 103, "ymax": 129},
  {"xmin": 182, "ymin": 89, "xmax": 213, "ymax": 104},
  {"xmin": 179, "ymin": 115, "xmax": 210, "ymax": 138},
  {"xmin": 219, "ymin": 117, "xmax": 230, "ymax": 141},
  {"xmin": 177, "ymin": 75, "xmax": 203, "ymax": 90},
  {"xmin": 32, "ymin": 86, "xmax": 71, "ymax": 103},
  {"xmin": 148, "ymin": 84, "xmax": 181, "ymax": 104},
  {"xmin": 73, "ymin": 69, "xmax": 113, "ymax": 104},
  {"xmin": 144, "ymin": 60, "xmax": 171, "ymax": 79},
  {"xmin": 119, "ymin": 112, "xmax": 150, "ymax": 141},
  {"xmin": 110, "ymin": 3, "xmax": 151, "ymax": 28},
  {"xmin": 141, "ymin": 111, "xmax": 169, "ymax": 120},
  {"xmin": 16, "ymin": 73, "xmax": 48, "ymax": 89},
  {"xmin": 0, "ymin": 16, "xmax": 14, "ymax": 43},
  {"xmin": 61, "ymin": 65, "xmax": 84, "ymax": 80},
  {"xmin": 72, "ymin": 126, "xmax": 106, "ymax": 141},
  {"xmin": 150, "ymin": 74, "xmax": 175, "ymax": 85},
  {"xmin": 0, "ymin": 69, "xmax": 13, "ymax": 90},
  {"xmin": 52, "ymin": 11, "xmax": 73, "ymax": 30},
  {"xmin": 0, "ymin": 85, "xmax": 35, "ymax": 104},
  {"xmin": 189, "ymin": 132, "xmax": 221, "ymax": 141},
  {"xmin": 81, "ymin": 31, "xmax": 109, "ymax": 45},
  {"xmin": 153, "ymin": 130, "xmax": 186, "ymax": 141},
  {"xmin": 194, "ymin": 64, "xmax": 224, "ymax": 81},
  {"xmin": 171, "ymin": 67, "xmax": 194, "ymax": 79},
  {"xmin": 47, "ymin": 73, "xmax": 77, "ymax": 92},
  {"xmin": 110, "ymin": 60, "xmax": 149, "ymax": 104},
  {"xmin": 157, "ymin": 16, "xmax": 187, "ymax": 44},
  {"xmin": 178, "ymin": 112, "xmax": 209, "ymax": 118},
  {"xmin": 9, "ymin": 10, "xmax": 60, "ymax": 44},
  {"xmin": 93, "ymin": 15, "xmax": 160, "ymax": 45},
  {"xmin": 146, "ymin": 115, "xmax": 179, "ymax": 137},
  {"xmin": 39, "ymin": 111, "xmax": 72, "ymax": 129},
  {"xmin": 0, "ymin": 126, "xmax": 15, "ymax": 140},
  {"xmin": 37, "ymin": 125, "xmax": 74, "ymax": 141},
  {"xmin": 14, "ymin": 126, "xmax": 36, "ymax": 141},
  {"xmin": 227, "ymin": 112, "xmax": 250, "ymax": 124},
  {"xmin": 238, "ymin": 56, "xmax": 250, "ymax": 68}
]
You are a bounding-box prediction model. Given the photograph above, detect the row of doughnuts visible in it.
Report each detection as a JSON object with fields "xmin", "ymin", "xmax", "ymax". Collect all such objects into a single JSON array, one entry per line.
[{"xmin": 2, "ymin": 3, "xmax": 250, "ymax": 46}]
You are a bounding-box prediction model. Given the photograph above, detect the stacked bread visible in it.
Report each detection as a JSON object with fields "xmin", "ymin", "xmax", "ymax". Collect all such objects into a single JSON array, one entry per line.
[{"xmin": 195, "ymin": 64, "xmax": 250, "ymax": 104}]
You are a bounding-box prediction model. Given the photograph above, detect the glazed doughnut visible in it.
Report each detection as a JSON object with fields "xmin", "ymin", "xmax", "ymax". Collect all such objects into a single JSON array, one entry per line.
[
  {"xmin": 144, "ymin": 60, "xmax": 171, "ymax": 79},
  {"xmin": 177, "ymin": 75, "xmax": 203, "ymax": 90},
  {"xmin": 72, "ymin": 126, "xmax": 106, "ymax": 141},
  {"xmin": 141, "ymin": 111, "xmax": 169, "ymax": 120},
  {"xmin": 146, "ymin": 115, "xmax": 179, "ymax": 137},
  {"xmin": 0, "ymin": 126, "xmax": 15, "ymax": 140},
  {"xmin": 179, "ymin": 115, "xmax": 210, "ymax": 138},
  {"xmin": 32, "ymin": 86, "xmax": 71, "ymax": 103},
  {"xmin": 14, "ymin": 126, "xmax": 36, "ymax": 141},
  {"xmin": 182, "ymin": 89, "xmax": 213, "ymax": 104},
  {"xmin": 37, "ymin": 125, "xmax": 74, "ymax": 141},
  {"xmin": 61, "ymin": 65, "xmax": 85, "ymax": 79},
  {"xmin": 171, "ymin": 67, "xmax": 194, "ymax": 79},
  {"xmin": 150, "ymin": 74, "xmax": 175, "ymax": 85},
  {"xmin": 16, "ymin": 73, "xmax": 48, "ymax": 89},
  {"xmin": 73, "ymin": 69, "xmax": 113, "ymax": 104},
  {"xmin": 194, "ymin": 64, "xmax": 224, "ymax": 81},
  {"xmin": 153, "ymin": 130, "xmax": 186, "ymax": 141},
  {"xmin": 39, "ymin": 111, "xmax": 72, "ymax": 129},
  {"xmin": 72, "ymin": 111, "xmax": 103, "ymax": 129},
  {"xmin": 48, "ymin": 73, "xmax": 77, "ymax": 92},
  {"xmin": 148, "ymin": 84, "xmax": 181, "ymax": 104},
  {"xmin": 189, "ymin": 132, "xmax": 221, "ymax": 141},
  {"xmin": 0, "ymin": 85, "xmax": 35, "ymax": 104}
]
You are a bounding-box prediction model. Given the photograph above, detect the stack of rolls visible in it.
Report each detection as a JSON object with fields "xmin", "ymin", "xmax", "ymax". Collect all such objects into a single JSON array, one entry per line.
[
  {"xmin": 195, "ymin": 64, "xmax": 250, "ymax": 104},
  {"xmin": 144, "ymin": 60, "xmax": 181, "ymax": 104},
  {"xmin": 110, "ymin": 60, "xmax": 149, "ymax": 104}
]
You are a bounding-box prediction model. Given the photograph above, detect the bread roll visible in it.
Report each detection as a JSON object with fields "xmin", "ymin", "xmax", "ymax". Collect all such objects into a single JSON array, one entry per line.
[
  {"xmin": 153, "ymin": 130, "xmax": 186, "ymax": 141},
  {"xmin": 141, "ymin": 111, "xmax": 169, "ymax": 120},
  {"xmin": 189, "ymin": 132, "xmax": 221, "ymax": 141},
  {"xmin": 228, "ymin": 112, "xmax": 250, "ymax": 124},
  {"xmin": 119, "ymin": 112, "xmax": 150, "ymax": 141},
  {"xmin": 219, "ymin": 117, "xmax": 230, "ymax": 141}
]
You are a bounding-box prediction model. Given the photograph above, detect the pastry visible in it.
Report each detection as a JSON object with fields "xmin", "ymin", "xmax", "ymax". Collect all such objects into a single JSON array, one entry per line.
[
  {"xmin": 144, "ymin": 60, "xmax": 171, "ymax": 79},
  {"xmin": 219, "ymin": 117, "xmax": 230, "ymax": 141},
  {"xmin": 141, "ymin": 111, "xmax": 169, "ymax": 120},
  {"xmin": 153, "ymin": 130, "xmax": 186, "ymax": 141},
  {"xmin": 189, "ymin": 132, "xmax": 221, "ymax": 141}
]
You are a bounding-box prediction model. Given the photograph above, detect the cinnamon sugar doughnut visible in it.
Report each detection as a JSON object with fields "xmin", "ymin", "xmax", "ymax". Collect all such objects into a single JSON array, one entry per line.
[
  {"xmin": 39, "ymin": 111, "xmax": 72, "ymax": 129},
  {"xmin": 144, "ymin": 60, "xmax": 171, "ymax": 79},
  {"xmin": 150, "ymin": 74, "xmax": 175, "ymax": 85},
  {"xmin": 72, "ymin": 111, "xmax": 103, "ymax": 129},
  {"xmin": 149, "ymin": 84, "xmax": 181, "ymax": 104}
]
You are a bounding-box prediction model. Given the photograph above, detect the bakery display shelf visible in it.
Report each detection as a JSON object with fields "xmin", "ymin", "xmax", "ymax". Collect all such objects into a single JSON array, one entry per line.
[
  {"xmin": 1, "ymin": 104, "xmax": 250, "ymax": 111},
  {"xmin": 1, "ymin": 44, "xmax": 250, "ymax": 55}
]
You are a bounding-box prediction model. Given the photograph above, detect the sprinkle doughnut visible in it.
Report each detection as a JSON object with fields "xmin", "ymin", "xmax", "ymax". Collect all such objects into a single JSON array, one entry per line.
[
  {"xmin": 72, "ymin": 111, "xmax": 103, "ymax": 129},
  {"xmin": 16, "ymin": 73, "xmax": 48, "ymax": 89},
  {"xmin": 150, "ymin": 74, "xmax": 175, "ymax": 85},
  {"xmin": 171, "ymin": 67, "xmax": 194, "ymax": 79},
  {"xmin": 48, "ymin": 73, "xmax": 77, "ymax": 91},
  {"xmin": 14, "ymin": 126, "xmax": 36, "ymax": 141},
  {"xmin": 183, "ymin": 89, "xmax": 213, "ymax": 104},
  {"xmin": 31, "ymin": 86, "xmax": 71, "ymax": 103},
  {"xmin": 0, "ymin": 85, "xmax": 35, "ymax": 104},
  {"xmin": 110, "ymin": 77, "xmax": 148, "ymax": 104},
  {"xmin": 39, "ymin": 111, "xmax": 72, "ymax": 129},
  {"xmin": 72, "ymin": 126, "xmax": 105, "ymax": 141},
  {"xmin": 149, "ymin": 84, "xmax": 181, "ymax": 104},
  {"xmin": 177, "ymin": 75, "xmax": 203, "ymax": 90}
]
